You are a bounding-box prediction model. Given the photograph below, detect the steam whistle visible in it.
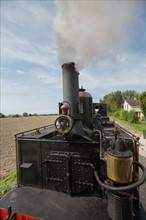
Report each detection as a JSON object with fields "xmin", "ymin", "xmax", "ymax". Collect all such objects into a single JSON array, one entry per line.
[{"xmin": 112, "ymin": 127, "xmax": 119, "ymax": 140}]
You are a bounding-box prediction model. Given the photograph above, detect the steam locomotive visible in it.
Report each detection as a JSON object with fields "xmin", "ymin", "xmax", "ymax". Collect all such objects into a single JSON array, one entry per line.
[{"xmin": 0, "ymin": 62, "xmax": 146, "ymax": 220}]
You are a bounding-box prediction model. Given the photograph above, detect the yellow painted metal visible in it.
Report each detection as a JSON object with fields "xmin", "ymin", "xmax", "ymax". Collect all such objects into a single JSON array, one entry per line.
[{"xmin": 107, "ymin": 153, "xmax": 133, "ymax": 184}]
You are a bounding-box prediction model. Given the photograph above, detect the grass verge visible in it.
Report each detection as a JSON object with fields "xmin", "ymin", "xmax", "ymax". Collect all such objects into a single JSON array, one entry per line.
[
  {"xmin": 110, "ymin": 116, "xmax": 146, "ymax": 134},
  {"xmin": 0, "ymin": 172, "xmax": 17, "ymax": 198},
  {"xmin": 126, "ymin": 121, "xmax": 146, "ymax": 133}
]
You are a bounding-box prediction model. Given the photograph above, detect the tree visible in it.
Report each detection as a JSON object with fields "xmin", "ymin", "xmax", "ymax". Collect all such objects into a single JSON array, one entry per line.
[
  {"xmin": 112, "ymin": 91, "xmax": 123, "ymax": 110},
  {"xmin": 102, "ymin": 91, "xmax": 123, "ymax": 112},
  {"xmin": 0, "ymin": 113, "xmax": 6, "ymax": 118},
  {"xmin": 23, "ymin": 112, "xmax": 28, "ymax": 117},
  {"xmin": 33, "ymin": 113, "xmax": 38, "ymax": 116},
  {"xmin": 12, "ymin": 114, "xmax": 20, "ymax": 117},
  {"xmin": 122, "ymin": 90, "xmax": 139, "ymax": 101},
  {"xmin": 139, "ymin": 91, "xmax": 146, "ymax": 119}
]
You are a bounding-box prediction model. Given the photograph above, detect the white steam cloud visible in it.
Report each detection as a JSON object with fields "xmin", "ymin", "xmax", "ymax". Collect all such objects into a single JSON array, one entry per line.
[{"xmin": 54, "ymin": 1, "xmax": 142, "ymax": 69}]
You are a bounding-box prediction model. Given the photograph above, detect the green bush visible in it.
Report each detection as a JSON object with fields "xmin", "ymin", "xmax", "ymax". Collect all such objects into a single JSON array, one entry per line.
[
  {"xmin": 128, "ymin": 110, "xmax": 139, "ymax": 123},
  {"xmin": 119, "ymin": 109, "xmax": 129, "ymax": 120},
  {"xmin": 113, "ymin": 110, "xmax": 120, "ymax": 117},
  {"xmin": 139, "ymin": 92, "xmax": 146, "ymax": 118},
  {"xmin": 12, "ymin": 114, "xmax": 20, "ymax": 118},
  {"xmin": 140, "ymin": 117, "xmax": 145, "ymax": 122}
]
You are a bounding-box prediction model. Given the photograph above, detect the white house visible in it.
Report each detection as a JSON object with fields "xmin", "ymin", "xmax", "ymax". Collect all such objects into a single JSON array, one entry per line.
[{"xmin": 124, "ymin": 99, "xmax": 143, "ymax": 118}]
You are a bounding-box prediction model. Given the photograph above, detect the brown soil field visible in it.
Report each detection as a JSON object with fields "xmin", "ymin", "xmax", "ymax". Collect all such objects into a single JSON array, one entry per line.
[{"xmin": 0, "ymin": 116, "xmax": 57, "ymax": 181}]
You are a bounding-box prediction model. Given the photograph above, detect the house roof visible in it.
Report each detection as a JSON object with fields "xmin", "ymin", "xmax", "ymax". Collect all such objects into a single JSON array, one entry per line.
[{"xmin": 125, "ymin": 99, "xmax": 140, "ymax": 107}]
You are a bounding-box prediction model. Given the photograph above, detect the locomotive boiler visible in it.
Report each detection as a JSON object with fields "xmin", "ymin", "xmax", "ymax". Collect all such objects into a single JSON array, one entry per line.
[{"xmin": 0, "ymin": 62, "xmax": 146, "ymax": 220}]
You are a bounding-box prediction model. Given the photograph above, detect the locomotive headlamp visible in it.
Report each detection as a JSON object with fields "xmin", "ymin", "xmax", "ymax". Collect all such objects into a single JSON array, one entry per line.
[
  {"xmin": 55, "ymin": 115, "xmax": 74, "ymax": 134},
  {"xmin": 60, "ymin": 102, "xmax": 70, "ymax": 115}
]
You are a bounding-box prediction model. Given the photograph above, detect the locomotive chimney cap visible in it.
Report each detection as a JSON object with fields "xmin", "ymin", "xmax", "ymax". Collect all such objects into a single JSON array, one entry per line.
[
  {"xmin": 79, "ymin": 86, "xmax": 86, "ymax": 92},
  {"xmin": 62, "ymin": 62, "xmax": 76, "ymax": 72}
]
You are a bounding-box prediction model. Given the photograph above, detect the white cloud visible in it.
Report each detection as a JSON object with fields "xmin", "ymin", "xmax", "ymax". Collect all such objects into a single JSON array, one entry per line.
[
  {"xmin": 25, "ymin": 68, "xmax": 61, "ymax": 87},
  {"xmin": 1, "ymin": 27, "xmax": 57, "ymax": 68},
  {"xmin": 1, "ymin": 79, "xmax": 29, "ymax": 95},
  {"xmin": 36, "ymin": 74, "xmax": 58, "ymax": 85},
  {"xmin": 80, "ymin": 52, "xmax": 145, "ymax": 91},
  {"xmin": 1, "ymin": 1, "xmax": 54, "ymax": 28}
]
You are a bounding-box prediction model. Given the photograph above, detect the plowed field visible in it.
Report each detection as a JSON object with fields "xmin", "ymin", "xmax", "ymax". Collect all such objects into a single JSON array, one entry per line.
[{"xmin": 0, "ymin": 116, "xmax": 57, "ymax": 180}]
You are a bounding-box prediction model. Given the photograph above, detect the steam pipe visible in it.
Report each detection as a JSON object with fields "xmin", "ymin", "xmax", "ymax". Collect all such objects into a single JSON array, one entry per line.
[
  {"xmin": 95, "ymin": 130, "xmax": 104, "ymax": 159},
  {"xmin": 93, "ymin": 161, "xmax": 146, "ymax": 192}
]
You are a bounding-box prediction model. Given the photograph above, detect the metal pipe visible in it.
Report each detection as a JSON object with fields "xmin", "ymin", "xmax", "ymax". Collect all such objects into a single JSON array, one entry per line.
[
  {"xmin": 93, "ymin": 161, "xmax": 146, "ymax": 192},
  {"xmin": 133, "ymin": 138, "xmax": 140, "ymax": 205},
  {"xmin": 95, "ymin": 129, "xmax": 104, "ymax": 159}
]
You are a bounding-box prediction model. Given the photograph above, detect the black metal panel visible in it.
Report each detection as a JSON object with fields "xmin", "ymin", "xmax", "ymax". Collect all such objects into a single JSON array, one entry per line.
[
  {"xmin": 17, "ymin": 134, "xmax": 99, "ymax": 194},
  {"xmin": 42, "ymin": 152, "xmax": 71, "ymax": 193},
  {"xmin": 79, "ymin": 96, "xmax": 93, "ymax": 129},
  {"xmin": 71, "ymin": 155, "xmax": 93, "ymax": 193},
  {"xmin": 18, "ymin": 140, "xmax": 41, "ymax": 187},
  {"xmin": 41, "ymin": 151, "xmax": 94, "ymax": 194}
]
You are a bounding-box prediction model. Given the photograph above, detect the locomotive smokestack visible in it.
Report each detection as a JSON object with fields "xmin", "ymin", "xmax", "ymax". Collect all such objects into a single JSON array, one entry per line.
[
  {"xmin": 62, "ymin": 62, "xmax": 79, "ymax": 117},
  {"xmin": 61, "ymin": 62, "xmax": 85, "ymax": 136}
]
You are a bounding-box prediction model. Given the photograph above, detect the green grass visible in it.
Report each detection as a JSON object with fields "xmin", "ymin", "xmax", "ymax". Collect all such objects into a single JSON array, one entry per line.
[
  {"xmin": 110, "ymin": 115, "xmax": 146, "ymax": 134},
  {"xmin": 118, "ymin": 120, "xmax": 146, "ymax": 133},
  {"xmin": 125, "ymin": 121, "xmax": 146, "ymax": 132},
  {"xmin": 0, "ymin": 172, "xmax": 17, "ymax": 198}
]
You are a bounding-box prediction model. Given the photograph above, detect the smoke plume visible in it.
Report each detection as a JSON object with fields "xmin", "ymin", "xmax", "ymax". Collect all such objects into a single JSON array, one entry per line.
[{"xmin": 54, "ymin": 1, "xmax": 141, "ymax": 69}]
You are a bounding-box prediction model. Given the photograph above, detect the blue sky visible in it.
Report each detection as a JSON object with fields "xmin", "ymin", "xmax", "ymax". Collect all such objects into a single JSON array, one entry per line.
[{"xmin": 1, "ymin": 0, "xmax": 146, "ymax": 115}]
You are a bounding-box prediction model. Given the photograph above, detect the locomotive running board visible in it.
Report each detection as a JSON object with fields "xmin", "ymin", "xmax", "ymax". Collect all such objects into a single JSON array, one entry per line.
[
  {"xmin": 0, "ymin": 186, "xmax": 146, "ymax": 220},
  {"xmin": 0, "ymin": 186, "xmax": 109, "ymax": 220}
]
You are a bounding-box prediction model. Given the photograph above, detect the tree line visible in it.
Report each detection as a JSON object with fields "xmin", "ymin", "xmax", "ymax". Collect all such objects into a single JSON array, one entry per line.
[
  {"xmin": 100, "ymin": 90, "xmax": 146, "ymax": 122},
  {"xmin": 0, "ymin": 90, "xmax": 145, "ymax": 121},
  {"xmin": 0, "ymin": 112, "xmax": 58, "ymax": 118},
  {"xmin": 0, "ymin": 112, "xmax": 39, "ymax": 118}
]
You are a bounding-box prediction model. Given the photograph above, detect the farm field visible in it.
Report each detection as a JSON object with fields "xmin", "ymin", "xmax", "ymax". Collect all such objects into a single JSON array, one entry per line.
[{"xmin": 0, "ymin": 116, "xmax": 57, "ymax": 181}]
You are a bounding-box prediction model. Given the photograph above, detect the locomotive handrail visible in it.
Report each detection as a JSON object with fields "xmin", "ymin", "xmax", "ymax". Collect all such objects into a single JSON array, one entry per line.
[
  {"xmin": 15, "ymin": 124, "xmax": 55, "ymax": 137},
  {"xmin": 93, "ymin": 161, "xmax": 146, "ymax": 192},
  {"xmin": 115, "ymin": 123, "xmax": 139, "ymax": 140},
  {"xmin": 95, "ymin": 129, "xmax": 104, "ymax": 159}
]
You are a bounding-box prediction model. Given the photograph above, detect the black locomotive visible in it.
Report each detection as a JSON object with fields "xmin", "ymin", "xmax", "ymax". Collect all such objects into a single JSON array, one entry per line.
[{"xmin": 0, "ymin": 62, "xmax": 146, "ymax": 220}]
